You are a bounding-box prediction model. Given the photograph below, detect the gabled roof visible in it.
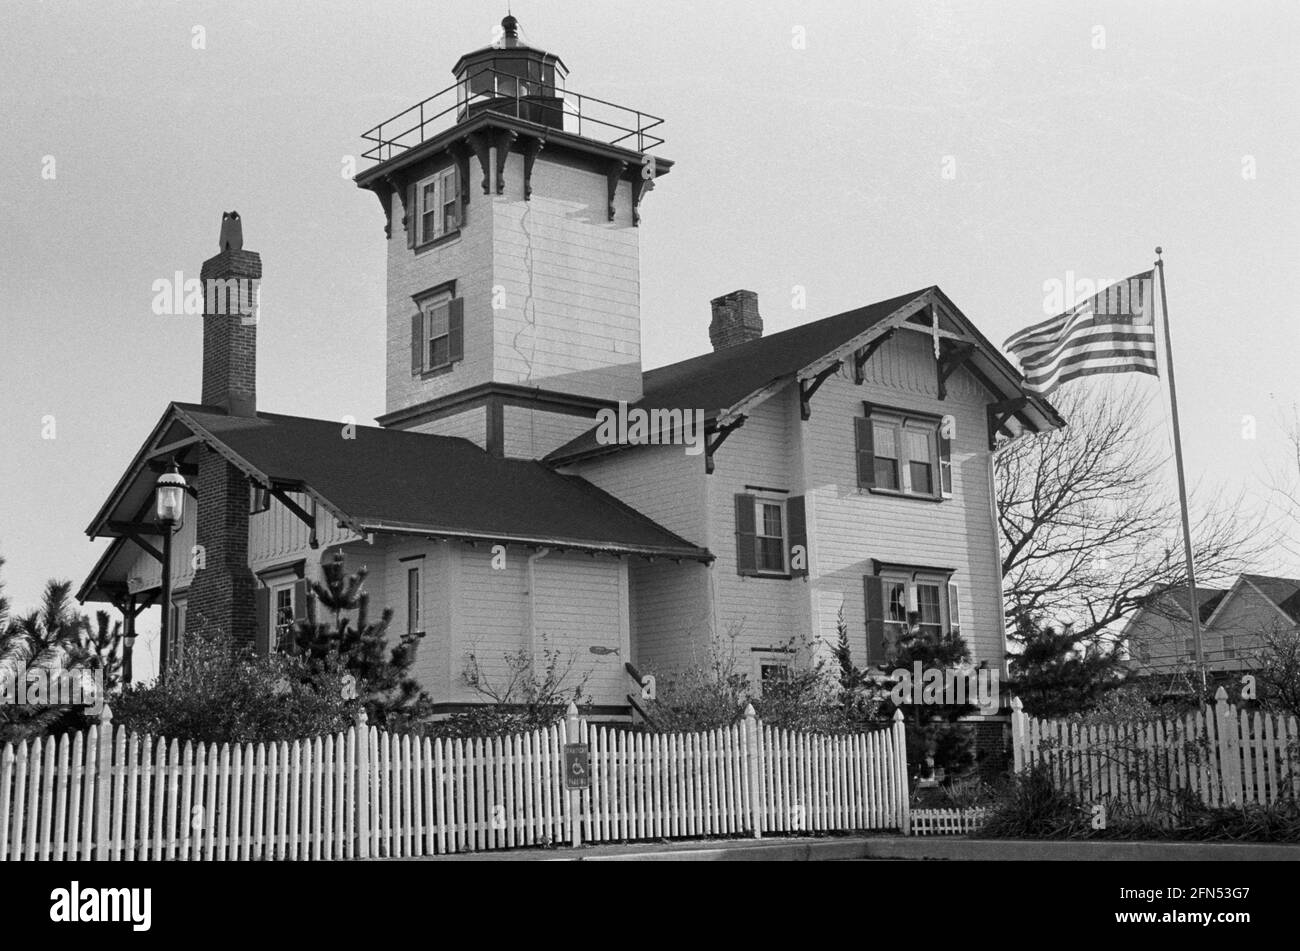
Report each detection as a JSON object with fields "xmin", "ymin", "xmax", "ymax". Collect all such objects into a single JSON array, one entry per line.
[
  {"xmin": 545, "ymin": 286, "xmax": 1063, "ymax": 464},
  {"xmin": 1149, "ymin": 585, "xmax": 1230, "ymax": 624},
  {"xmin": 81, "ymin": 403, "xmax": 711, "ymax": 602},
  {"xmin": 1226, "ymin": 574, "xmax": 1300, "ymax": 625}
]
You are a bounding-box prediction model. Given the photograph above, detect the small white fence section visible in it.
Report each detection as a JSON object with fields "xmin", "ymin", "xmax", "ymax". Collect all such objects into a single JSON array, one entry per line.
[
  {"xmin": 909, "ymin": 808, "xmax": 989, "ymax": 836},
  {"xmin": 0, "ymin": 705, "xmax": 909, "ymax": 860},
  {"xmin": 1010, "ymin": 688, "xmax": 1300, "ymax": 809}
]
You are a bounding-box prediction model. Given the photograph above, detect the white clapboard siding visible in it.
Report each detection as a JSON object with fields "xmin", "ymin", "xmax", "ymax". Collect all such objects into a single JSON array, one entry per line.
[
  {"xmin": 0, "ymin": 706, "xmax": 909, "ymax": 860},
  {"xmin": 1010, "ymin": 688, "xmax": 1300, "ymax": 808}
]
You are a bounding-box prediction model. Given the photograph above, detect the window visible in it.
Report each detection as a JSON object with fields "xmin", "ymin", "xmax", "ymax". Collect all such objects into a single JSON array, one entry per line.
[
  {"xmin": 916, "ymin": 583, "xmax": 942, "ymax": 639},
  {"xmin": 866, "ymin": 571, "xmax": 961, "ymax": 666},
  {"xmin": 906, "ymin": 430, "xmax": 934, "ymax": 496},
  {"xmin": 273, "ymin": 583, "xmax": 295, "ymax": 650},
  {"xmin": 1221, "ymin": 635, "xmax": 1236, "ymax": 660},
  {"xmin": 1185, "ymin": 637, "xmax": 1196, "ymax": 657},
  {"xmin": 873, "ymin": 422, "xmax": 899, "ymax": 490},
  {"xmin": 757, "ymin": 654, "xmax": 793, "ymax": 691},
  {"xmin": 411, "ymin": 289, "xmax": 464, "ymax": 375},
  {"xmin": 407, "ymin": 566, "xmax": 422, "ymax": 635},
  {"xmin": 856, "ymin": 404, "xmax": 950, "ymax": 498},
  {"xmin": 416, "ymin": 166, "xmax": 460, "ymax": 245},
  {"xmin": 426, "ymin": 298, "xmax": 451, "ymax": 369},
  {"xmin": 756, "ymin": 500, "xmax": 786, "ymax": 573}
]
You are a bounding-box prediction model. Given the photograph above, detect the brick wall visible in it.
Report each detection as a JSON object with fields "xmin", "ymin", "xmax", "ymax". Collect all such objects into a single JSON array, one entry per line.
[{"xmin": 188, "ymin": 247, "xmax": 262, "ymax": 645}]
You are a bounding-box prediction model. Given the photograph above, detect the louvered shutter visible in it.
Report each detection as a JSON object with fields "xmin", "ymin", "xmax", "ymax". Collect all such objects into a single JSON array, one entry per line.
[
  {"xmin": 734, "ymin": 494, "xmax": 758, "ymax": 576},
  {"xmin": 406, "ymin": 182, "xmax": 417, "ymax": 248},
  {"xmin": 855, "ymin": 415, "xmax": 875, "ymax": 488},
  {"xmin": 411, "ymin": 311, "xmax": 424, "ymax": 375},
  {"xmin": 447, "ymin": 298, "xmax": 464, "ymax": 364},
  {"xmin": 938, "ymin": 418, "xmax": 954, "ymax": 498},
  {"xmin": 948, "ymin": 581, "xmax": 961, "ymax": 637},
  {"xmin": 787, "ymin": 495, "xmax": 808, "ymax": 578},
  {"xmin": 254, "ymin": 587, "xmax": 271, "ymax": 656},
  {"xmin": 864, "ymin": 575, "xmax": 887, "ymax": 666}
]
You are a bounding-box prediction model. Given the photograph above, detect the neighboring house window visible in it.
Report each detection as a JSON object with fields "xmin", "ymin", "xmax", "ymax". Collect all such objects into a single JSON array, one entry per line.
[
  {"xmin": 1221, "ymin": 635, "xmax": 1236, "ymax": 659},
  {"xmin": 1185, "ymin": 637, "xmax": 1196, "ymax": 657},
  {"xmin": 855, "ymin": 404, "xmax": 952, "ymax": 499},
  {"xmin": 735, "ymin": 493, "xmax": 807, "ymax": 578},
  {"xmin": 407, "ymin": 565, "xmax": 422, "ymax": 634},
  {"xmin": 415, "ymin": 166, "xmax": 460, "ymax": 245},
  {"xmin": 411, "ymin": 288, "xmax": 464, "ymax": 375}
]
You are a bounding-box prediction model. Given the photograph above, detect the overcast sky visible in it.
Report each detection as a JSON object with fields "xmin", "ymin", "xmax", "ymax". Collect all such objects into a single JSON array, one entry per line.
[{"xmin": 2, "ymin": 1, "xmax": 1298, "ymax": 670}]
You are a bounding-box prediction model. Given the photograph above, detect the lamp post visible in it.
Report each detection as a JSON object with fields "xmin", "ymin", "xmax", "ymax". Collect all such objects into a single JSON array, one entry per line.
[{"xmin": 154, "ymin": 461, "xmax": 187, "ymax": 673}]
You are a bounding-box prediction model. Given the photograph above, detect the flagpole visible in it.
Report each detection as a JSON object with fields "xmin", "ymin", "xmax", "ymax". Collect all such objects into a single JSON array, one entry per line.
[{"xmin": 1154, "ymin": 247, "xmax": 1206, "ymax": 689}]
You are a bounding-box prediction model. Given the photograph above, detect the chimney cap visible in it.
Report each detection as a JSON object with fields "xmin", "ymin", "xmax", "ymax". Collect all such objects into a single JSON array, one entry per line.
[{"xmin": 218, "ymin": 211, "xmax": 243, "ymax": 252}]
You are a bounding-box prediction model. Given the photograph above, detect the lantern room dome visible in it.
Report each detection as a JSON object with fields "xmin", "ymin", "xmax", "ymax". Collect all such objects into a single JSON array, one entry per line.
[{"xmin": 452, "ymin": 17, "xmax": 568, "ymax": 130}]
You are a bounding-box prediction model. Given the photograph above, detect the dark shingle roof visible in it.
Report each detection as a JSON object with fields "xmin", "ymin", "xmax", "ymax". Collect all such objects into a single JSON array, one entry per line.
[
  {"xmin": 175, "ymin": 404, "xmax": 709, "ymax": 560},
  {"xmin": 1160, "ymin": 585, "xmax": 1230, "ymax": 623},
  {"xmin": 546, "ymin": 286, "xmax": 1061, "ymax": 463},
  {"xmin": 1241, "ymin": 574, "xmax": 1300, "ymax": 622}
]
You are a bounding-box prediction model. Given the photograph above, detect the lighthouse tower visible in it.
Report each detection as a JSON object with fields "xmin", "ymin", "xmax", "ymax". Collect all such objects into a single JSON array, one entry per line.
[{"xmin": 356, "ymin": 16, "xmax": 672, "ymax": 458}]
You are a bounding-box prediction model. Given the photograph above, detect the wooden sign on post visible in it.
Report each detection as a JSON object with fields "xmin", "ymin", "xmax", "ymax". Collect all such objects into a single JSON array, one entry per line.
[{"xmin": 563, "ymin": 743, "xmax": 590, "ymax": 790}]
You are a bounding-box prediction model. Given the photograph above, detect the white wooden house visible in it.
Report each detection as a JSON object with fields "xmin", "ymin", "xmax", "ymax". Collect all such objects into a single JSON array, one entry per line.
[{"xmin": 79, "ymin": 17, "xmax": 1061, "ymax": 716}]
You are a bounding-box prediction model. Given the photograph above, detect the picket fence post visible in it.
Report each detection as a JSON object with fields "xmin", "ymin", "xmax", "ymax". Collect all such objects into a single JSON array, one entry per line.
[
  {"xmin": 354, "ymin": 708, "xmax": 370, "ymax": 859},
  {"xmin": 565, "ymin": 702, "xmax": 581, "ymax": 849},
  {"xmin": 94, "ymin": 704, "xmax": 114, "ymax": 860},
  {"xmin": 891, "ymin": 708, "xmax": 910, "ymax": 835},
  {"xmin": 1214, "ymin": 687, "xmax": 1241, "ymax": 806},
  {"xmin": 1010, "ymin": 697, "xmax": 1025, "ymax": 773},
  {"xmin": 742, "ymin": 704, "xmax": 762, "ymax": 839}
]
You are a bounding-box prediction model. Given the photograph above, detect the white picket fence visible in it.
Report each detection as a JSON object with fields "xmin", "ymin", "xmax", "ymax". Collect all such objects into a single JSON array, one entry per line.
[
  {"xmin": 1010, "ymin": 688, "xmax": 1300, "ymax": 809},
  {"xmin": 909, "ymin": 808, "xmax": 989, "ymax": 836},
  {"xmin": 0, "ymin": 705, "xmax": 909, "ymax": 860}
]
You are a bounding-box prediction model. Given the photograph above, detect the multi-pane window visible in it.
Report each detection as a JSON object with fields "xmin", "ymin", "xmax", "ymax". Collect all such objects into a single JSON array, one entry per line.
[
  {"xmin": 417, "ymin": 166, "xmax": 460, "ymax": 244},
  {"xmin": 906, "ymin": 430, "xmax": 934, "ymax": 496},
  {"xmin": 426, "ymin": 299, "xmax": 451, "ymax": 369},
  {"xmin": 407, "ymin": 566, "xmax": 421, "ymax": 634},
  {"xmin": 916, "ymin": 583, "xmax": 943, "ymax": 638},
  {"xmin": 1221, "ymin": 635, "xmax": 1236, "ymax": 659},
  {"xmin": 885, "ymin": 580, "xmax": 908, "ymax": 646},
  {"xmin": 857, "ymin": 407, "xmax": 951, "ymax": 498},
  {"xmin": 1185, "ymin": 637, "xmax": 1196, "ymax": 657},
  {"xmin": 873, "ymin": 423, "xmax": 899, "ymax": 490},
  {"xmin": 756, "ymin": 500, "xmax": 786, "ymax": 573},
  {"xmin": 273, "ymin": 585, "xmax": 295, "ymax": 650}
]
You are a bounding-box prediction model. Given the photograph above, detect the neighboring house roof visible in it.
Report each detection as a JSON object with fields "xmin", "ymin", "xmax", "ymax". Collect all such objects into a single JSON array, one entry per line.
[
  {"xmin": 1149, "ymin": 585, "xmax": 1230, "ymax": 624},
  {"xmin": 80, "ymin": 402, "xmax": 712, "ymax": 602},
  {"xmin": 545, "ymin": 285, "xmax": 1063, "ymax": 464},
  {"xmin": 1240, "ymin": 574, "xmax": 1300, "ymax": 623}
]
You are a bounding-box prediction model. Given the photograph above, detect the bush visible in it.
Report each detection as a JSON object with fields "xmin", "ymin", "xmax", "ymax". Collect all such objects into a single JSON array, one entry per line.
[{"xmin": 113, "ymin": 634, "xmax": 352, "ymax": 743}]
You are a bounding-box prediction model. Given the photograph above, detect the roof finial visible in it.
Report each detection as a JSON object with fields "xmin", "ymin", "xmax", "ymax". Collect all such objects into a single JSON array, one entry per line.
[{"xmin": 502, "ymin": 13, "xmax": 519, "ymax": 39}]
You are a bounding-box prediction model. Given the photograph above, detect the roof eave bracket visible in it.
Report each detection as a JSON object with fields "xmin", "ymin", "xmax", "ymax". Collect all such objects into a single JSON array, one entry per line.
[
  {"xmin": 799, "ymin": 361, "xmax": 842, "ymax": 421},
  {"xmin": 705, "ymin": 416, "xmax": 746, "ymax": 475}
]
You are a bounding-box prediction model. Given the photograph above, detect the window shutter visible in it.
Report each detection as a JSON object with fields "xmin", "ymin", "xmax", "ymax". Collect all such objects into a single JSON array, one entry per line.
[
  {"xmin": 254, "ymin": 587, "xmax": 271, "ymax": 656},
  {"xmin": 938, "ymin": 421, "xmax": 953, "ymax": 498},
  {"xmin": 449, "ymin": 166, "xmax": 461, "ymax": 229},
  {"xmin": 406, "ymin": 182, "xmax": 417, "ymax": 249},
  {"xmin": 411, "ymin": 311, "xmax": 424, "ymax": 375},
  {"xmin": 854, "ymin": 416, "xmax": 875, "ymax": 488},
  {"xmin": 864, "ymin": 575, "xmax": 887, "ymax": 666},
  {"xmin": 948, "ymin": 581, "xmax": 961, "ymax": 637},
  {"xmin": 431, "ymin": 176, "xmax": 444, "ymax": 239},
  {"xmin": 734, "ymin": 493, "xmax": 758, "ymax": 576},
  {"xmin": 447, "ymin": 298, "xmax": 464, "ymax": 364},
  {"xmin": 787, "ymin": 495, "xmax": 808, "ymax": 578},
  {"xmin": 293, "ymin": 579, "xmax": 309, "ymax": 622}
]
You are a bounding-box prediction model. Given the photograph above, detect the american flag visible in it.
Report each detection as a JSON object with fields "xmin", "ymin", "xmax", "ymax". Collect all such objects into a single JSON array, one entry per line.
[{"xmin": 1004, "ymin": 270, "xmax": 1159, "ymax": 395}]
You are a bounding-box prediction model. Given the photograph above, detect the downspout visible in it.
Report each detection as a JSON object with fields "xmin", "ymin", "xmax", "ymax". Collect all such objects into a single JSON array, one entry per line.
[{"xmin": 525, "ymin": 547, "xmax": 552, "ymax": 656}]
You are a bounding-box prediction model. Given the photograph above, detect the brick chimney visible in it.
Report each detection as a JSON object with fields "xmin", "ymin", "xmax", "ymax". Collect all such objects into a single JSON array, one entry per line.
[
  {"xmin": 200, "ymin": 211, "xmax": 260, "ymax": 416},
  {"xmin": 187, "ymin": 212, "xmax": 259, "ymax": 647},
  {"xmin": 709, "ymin": 290, "xmax": 763, "ymax": 350}
]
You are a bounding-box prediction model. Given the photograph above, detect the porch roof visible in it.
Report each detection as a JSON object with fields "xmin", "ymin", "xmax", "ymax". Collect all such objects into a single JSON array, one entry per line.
[{"xmin": 80, "ymin": 402, "xmax": 712, "ymax": 601}]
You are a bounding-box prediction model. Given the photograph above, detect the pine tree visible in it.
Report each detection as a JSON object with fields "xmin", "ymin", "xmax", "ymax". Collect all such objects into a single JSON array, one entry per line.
[
  {"xmin": 286, "ymin": 551, "xmax": 433, "ymax": 729},
  {"xmin": 1007, "ymin": 613, "xmax": 1125, "ymax": 718}
]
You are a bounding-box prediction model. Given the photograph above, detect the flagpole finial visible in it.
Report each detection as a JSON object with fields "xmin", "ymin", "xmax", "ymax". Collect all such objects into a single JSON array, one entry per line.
[{"xmin": 1154, "ymin": 246, "xmax": 1163, "ymax": 256}]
